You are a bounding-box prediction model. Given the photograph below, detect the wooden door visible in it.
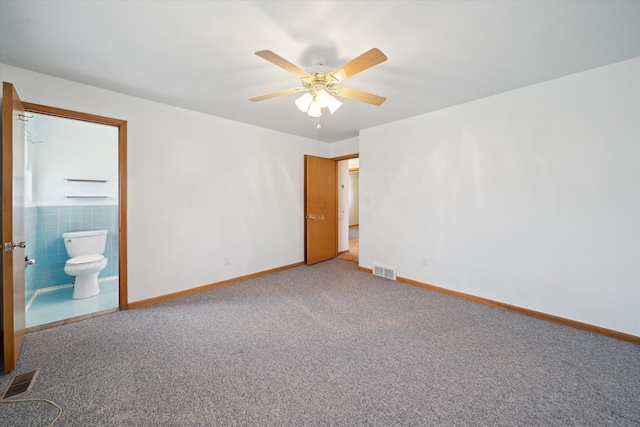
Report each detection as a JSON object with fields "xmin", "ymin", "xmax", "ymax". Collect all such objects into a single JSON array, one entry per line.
[
  {"xmin": 2, "ymin": 82, "xmax": 27, "ymax": 372},
  {"xmin": 304, "ymin": 155, "xmax": 337, "ymax": 264}
]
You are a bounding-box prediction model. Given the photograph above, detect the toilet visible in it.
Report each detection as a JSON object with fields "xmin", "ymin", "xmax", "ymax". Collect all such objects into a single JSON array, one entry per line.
[{"xmin": 63, "ymin": 230, "xmax": 109, "ymax": 299}]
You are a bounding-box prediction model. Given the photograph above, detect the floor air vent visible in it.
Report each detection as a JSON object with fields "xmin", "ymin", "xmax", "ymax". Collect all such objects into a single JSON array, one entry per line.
[
  {"xmin": 372, "ymin": 263, "xmax": 397, "ymax": 281},
  {"xmin": 1, "ymin": 369, "xmax": 39, "ymax": 400}
]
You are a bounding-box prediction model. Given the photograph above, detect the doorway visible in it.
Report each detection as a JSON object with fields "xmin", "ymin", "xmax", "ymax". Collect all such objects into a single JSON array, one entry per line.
[
  {"xmin": 304, "ymin": 154, "xmax": 360, "ymax": 265},
  {"xmin": 23, "ymin": 102, "xmax": 127, "ymax": 330},
  {"xmin": 24, "ymin": 113, "xmax": 120, "ymax": 329},
  {"xmin": 337, "ymin": 157, "xmax": 359, "ymax": 263}
]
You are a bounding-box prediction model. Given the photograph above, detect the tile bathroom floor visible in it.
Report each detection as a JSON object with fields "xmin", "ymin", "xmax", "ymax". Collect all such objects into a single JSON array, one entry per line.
[{"xmin": 26, "ymin": 278, "xmax": 119, "ymax": 328}]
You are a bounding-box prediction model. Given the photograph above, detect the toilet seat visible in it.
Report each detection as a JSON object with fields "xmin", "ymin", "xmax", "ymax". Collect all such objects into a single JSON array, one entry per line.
[{"xmin": 66, "ymin": 254, "xmax": 105, "ymax": 266}]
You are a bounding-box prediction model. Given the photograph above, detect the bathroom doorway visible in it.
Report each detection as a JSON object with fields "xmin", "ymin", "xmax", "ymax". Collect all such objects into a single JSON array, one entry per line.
[
  {"xmin": 337, "ymin": 156, "xmax": 359, "ymax": 264},
  {"xmin": 22, "ymin": 105, "xmax": 127, "ymax": 330}
]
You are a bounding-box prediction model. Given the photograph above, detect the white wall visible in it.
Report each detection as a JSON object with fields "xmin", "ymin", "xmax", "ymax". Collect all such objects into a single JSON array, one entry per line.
[
  {"xmin": 337, "ymin": 160, "xmax": 349, "ymax": 252},
  {"xmin": 348, "ymin": 171, "xmax": 359, "ymax": 226},
  {"xmin": 1, "ymin": 64, "xmax": 329, "ymax": 303},
  {"xmin": 348, "ymin": 158, "xmax": 360, "ymax": 226},
  {"xmin": 360, "ymin": 58, "xmax": 640, "ymax": 336},
  {"xmin": 32, "ymin": 113, "xmax": 118, "ymax": 204},
  {"xmin": 329, "ymin": 136, "xmax": 358, "ymax": 158}
]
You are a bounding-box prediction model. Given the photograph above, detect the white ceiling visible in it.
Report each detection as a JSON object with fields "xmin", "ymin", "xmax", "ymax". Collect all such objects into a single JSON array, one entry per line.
[{"xmin": 1, "ymin": 1, "xmax": 639, "ymax": 143}]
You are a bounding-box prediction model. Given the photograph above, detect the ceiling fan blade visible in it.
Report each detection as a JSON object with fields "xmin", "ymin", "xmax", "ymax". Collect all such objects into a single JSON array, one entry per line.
[
  {"xmin": 333, "ymin": 87, "xmax": 386, "ymax": 106},
  {"xmin": 255, "ymin": 50, "xmax": 310, "ymax": 78},
  {"xmin": 249, "ymin": 87, "xmax": 305, "ymax": 102},
  {"xmin": 329, "ymin": 48, "xmax": 387, "ymax": 82}
]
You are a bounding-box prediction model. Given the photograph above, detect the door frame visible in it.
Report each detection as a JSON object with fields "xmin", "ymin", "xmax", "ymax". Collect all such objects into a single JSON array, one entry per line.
[{"xmin": 23, "ymin": 102, "xmax": 129, "ymax": 310}]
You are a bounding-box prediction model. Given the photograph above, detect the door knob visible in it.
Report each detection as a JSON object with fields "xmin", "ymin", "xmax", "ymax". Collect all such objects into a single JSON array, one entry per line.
[
  {"xmin": 4, "ymin": 241, "xmax": 26, "ymax": 251},
  {"xmin": 306, "ymin": 214, "xmax": 316, "ymax": 220}
]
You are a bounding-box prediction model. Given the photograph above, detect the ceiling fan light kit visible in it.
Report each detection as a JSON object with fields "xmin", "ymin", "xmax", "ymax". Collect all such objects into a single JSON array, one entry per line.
[
  {"xmin": 295, "ymin": 87, "xmax": 343, "ymax": 118},
  {"xmin": 250, "ymin": 48, "xmax": 387, "ymax": 126}
]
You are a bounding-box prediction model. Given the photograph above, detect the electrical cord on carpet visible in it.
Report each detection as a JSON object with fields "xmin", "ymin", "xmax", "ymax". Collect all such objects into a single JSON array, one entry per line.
[{"xmin": 0, "ymin": 397, "xmax": 63, "ymax": 426}]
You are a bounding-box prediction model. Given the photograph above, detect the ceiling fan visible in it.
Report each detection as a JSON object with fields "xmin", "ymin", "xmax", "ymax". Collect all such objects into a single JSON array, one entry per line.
[{"xmin": 249, "ymin": 48, "xmax": 387, "ymax": 119}]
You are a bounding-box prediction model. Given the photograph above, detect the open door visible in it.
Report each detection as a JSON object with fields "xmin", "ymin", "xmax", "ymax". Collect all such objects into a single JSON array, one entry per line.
[
  {"xmin": 304, "ymin": 155, "xmax": 337, "ymax": 264},
  {"xmin": 2, "ymin": 82, "xmax": 27, "ymax": 372}
]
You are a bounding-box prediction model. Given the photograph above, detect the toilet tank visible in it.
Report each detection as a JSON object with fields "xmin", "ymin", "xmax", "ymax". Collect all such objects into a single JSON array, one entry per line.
[{"xmin": 63, "ymin": 230, "xmax": 108, "ymax": 257}]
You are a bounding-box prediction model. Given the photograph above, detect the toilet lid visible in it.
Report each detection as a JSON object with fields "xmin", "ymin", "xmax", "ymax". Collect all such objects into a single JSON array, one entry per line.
[{"xmin": 66, "ymin": 254, "xmax": 105, "ymax": 266}]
